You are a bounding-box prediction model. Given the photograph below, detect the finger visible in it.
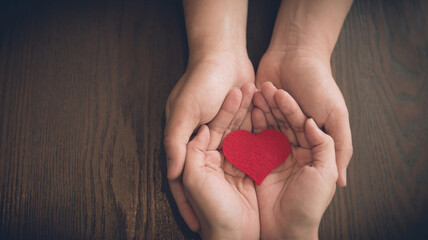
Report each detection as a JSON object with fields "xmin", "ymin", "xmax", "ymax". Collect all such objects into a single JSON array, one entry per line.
[
  {"xmin": 237, "ymin": 83, "xmax": 256, "ymax": 132},
  {"xmin": 164, "ymin": 106, "xmax": 201, "ymax": 232},
  {"xmin": 305, "ymin": 118, "xmax": 337, "ymax": 180},
  {"xmin": 186, "ymin": 125, "xmax": 211, "ymax": 170},
  {"xmin": 169, "ymin": 179, "xmax": 200, "ymax": 232},
  {"xmin": 164, "ymin": 107, "xmax": 199, "ymax": 180},
  {"xmin": 274, "ymin": 89, "xmax": 310, "ymax": 148},
  {"xmin": 207, "ymin": 89, "xmax": 242, "ymax": 150},
  {"xmin": 253, "ymin": 90, "xmax": 278, "ymax": 130},
  {"xmin": 252, "ymin": 107, "xmax": 268, "ymax": 135},
  {"xmin": 239, "ymin": 110, "xmax": 252, "ymax": 132},
  {"xmin": 324, "ymin": 106, "xmax": 353, "ymax": 187},
  {"xmin": 224, "ymin": 83, "xmax": 256, "ymax": 135},
  {"xmin": 181, "ymin": 126, "xmax": 210, "ymax": 231},
  {"xmin": 261, "ymin": 82, "xmax": 298, "ymax": 145}
]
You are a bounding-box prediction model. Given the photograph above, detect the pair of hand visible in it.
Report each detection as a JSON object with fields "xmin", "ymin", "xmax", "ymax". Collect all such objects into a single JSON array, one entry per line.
[
  {"xmin": 182, "ymin": 82, "xmax": 338, "ymax": 239},
  {"xmin": 164, "ymin": 52, "xmax": 352, "ymax": 234}
]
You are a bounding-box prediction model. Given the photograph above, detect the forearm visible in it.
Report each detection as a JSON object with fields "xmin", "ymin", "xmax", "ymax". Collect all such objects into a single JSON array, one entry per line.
[
  {"xmin": 268, "ymin": 0, "xmax": 353, "ymax": 62},
  {"xmin": 183, "ymin": 0, "xmax": 249, "ymax": 64}
]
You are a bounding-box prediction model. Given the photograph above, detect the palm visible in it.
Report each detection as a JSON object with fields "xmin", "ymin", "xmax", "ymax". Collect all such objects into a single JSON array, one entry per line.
[
  {"xmin": 182, "ymin": 87, "xmax": 259, "ymax": 238},
  {"xmin": 185, "ymin": 149, "xmax": 259, "ymax": 237},
  {"xmin": 256, "ymin": 145, "xmax": 331, "ymax": 238}
]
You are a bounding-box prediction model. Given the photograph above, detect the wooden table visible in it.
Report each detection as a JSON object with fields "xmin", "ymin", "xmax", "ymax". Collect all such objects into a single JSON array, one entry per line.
[{"xmin": 1, "ymin": 0, "xmax": 427, "ymax": 239}]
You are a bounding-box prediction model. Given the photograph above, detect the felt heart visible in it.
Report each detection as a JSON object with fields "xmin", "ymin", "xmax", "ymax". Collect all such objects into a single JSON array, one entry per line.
[{"xmin": 222, "ymin": 129, "xmax": 291, "ymax": 185}]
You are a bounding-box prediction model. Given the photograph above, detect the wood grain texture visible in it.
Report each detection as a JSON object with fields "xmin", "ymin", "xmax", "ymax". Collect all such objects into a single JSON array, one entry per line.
[{"xmin": 0, "ymin": 0, "xmax": 427, "ymax": 239}]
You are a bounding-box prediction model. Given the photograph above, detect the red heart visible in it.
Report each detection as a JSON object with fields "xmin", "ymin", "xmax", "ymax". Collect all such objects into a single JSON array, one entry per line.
[{"xmin": 222, "ymin": 129, "xmax": 291, "ymax": 185}]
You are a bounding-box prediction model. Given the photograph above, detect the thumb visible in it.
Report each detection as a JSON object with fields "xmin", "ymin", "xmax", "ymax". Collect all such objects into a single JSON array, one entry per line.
[
  {"xmin": 305, "ymin": 118, "xmax": 337, "ymax": 177},
  {"xmin": 164, "ymin": 110, "xmax": 199, "ymax": 180},
  {"xmin": 185, "ymin": 125, "xmax": 210, "ymax": 172}
]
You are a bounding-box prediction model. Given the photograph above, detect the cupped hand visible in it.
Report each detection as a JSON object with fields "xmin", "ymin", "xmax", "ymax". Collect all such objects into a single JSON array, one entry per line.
[
  {"xmin": 183, "ymin": 88, "xmax": 259, "ymax": 240},
  {"xmin": 253, "ymin": 82, "xmax": 338, "ymax": 239},
  {"xmin": 256, "ymin": 50, "xmax": 352, "ymax": 186},
  {"xmin": 164, "ymin": 53, "xmax": 255, "ymax": 231}
]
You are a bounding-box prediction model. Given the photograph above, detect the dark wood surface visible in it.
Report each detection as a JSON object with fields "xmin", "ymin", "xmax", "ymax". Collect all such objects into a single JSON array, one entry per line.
[{"xmin": 0, "ymin": 0, "xmax": 427, "ymax": 239}]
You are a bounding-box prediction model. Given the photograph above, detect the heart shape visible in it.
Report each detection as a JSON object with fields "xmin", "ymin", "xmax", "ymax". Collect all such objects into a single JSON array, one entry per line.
[{"xmin": 222, "ymin": 129, "xmax": 291, "ymax": 185}]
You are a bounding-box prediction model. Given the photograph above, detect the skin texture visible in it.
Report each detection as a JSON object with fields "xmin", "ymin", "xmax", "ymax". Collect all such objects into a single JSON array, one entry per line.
[
  {"xmin": 165, "ymin": 73, "xmax": 254, "ymax": 232},
  {"xmin": 253, "ymin": 82, "xmax": 338, "ymax": 240},
  {"xmin": 182, "ymin": 83, "xmax": 338, "ymax": 239},
  {"xmin": 164, "ymin": 0, "xmax": 254, "ymax": 231},
  {"xmin": 182, "ymin": 89, "xmax": 259, "ymax": 240},
  {"xmin": 165, "ymin": 0, "xmax": 353, "ymax": 235},
  {"xmin": 256, "ymin": 0, "xmax": 354, "ymax": 187}
]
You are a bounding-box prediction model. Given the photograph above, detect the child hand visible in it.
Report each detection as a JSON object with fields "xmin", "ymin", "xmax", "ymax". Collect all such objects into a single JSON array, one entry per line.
[
  {"xmin": 164, "ymin": 55, "xmax": 255, "ymax": 231},
  {"xmin": 182, "ymin": 88, "xmax": 259, "ymax": 240},
  {"xmin": 253, "ymin": 82, "xmax": 338, "ymax": 239}
]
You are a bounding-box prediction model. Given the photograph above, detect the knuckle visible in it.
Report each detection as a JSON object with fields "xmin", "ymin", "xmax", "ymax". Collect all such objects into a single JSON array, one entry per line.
[
  {"xmin": 335, "ymin": 103, "xmax": 349, "ymax": 117},
  {"xmin": 347, "ymin": 144, "xmax": 354, "ymax": 156},
  {"xmin": 331, "ymin": 169, "xmax": 339, "ymax": 183},
  {"xmin": 165, "ymin": 96, "xmax": 175, "ymax": 118},
  {"xmin": 344, "ymin": 144, "xmax": 354, "ymax": 160},
  {"xmin": 293, "ymin": 125, "xmax": 305, "ymax": 133},
  {"xmin": 188, "ymin": 141, "xmax": 205, "ymax": 155},
  {"xmin": 325, "ymin": 135, "xmax": 335, "ymax": 147},
  {"xmin": 211, "ymin": 124, "xmax": 226, "ymax": 136}
]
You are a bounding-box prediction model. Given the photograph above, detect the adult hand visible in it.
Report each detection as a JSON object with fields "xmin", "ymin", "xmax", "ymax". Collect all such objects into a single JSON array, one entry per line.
[
  {"xmin": 253, "ymin": 82, "xmax": 338, "ymax": 239},
  {"xmin": 183, "ymin": 88, "xmax": 259, "ymax": 240},
  {"xmin": 256, "ymin": 51, "xmax": 352, "ymax": 186},
  {"xmin": 256, "ymin": 0, "xmax": 353, "ymax": 186},
  {"xmin": 165, "ymin": 54, "xmax": 254, "ymax": 231}
]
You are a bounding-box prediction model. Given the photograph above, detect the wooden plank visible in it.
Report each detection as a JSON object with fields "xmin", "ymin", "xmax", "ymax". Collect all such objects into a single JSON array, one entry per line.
[{"xmin": 0, "ymin": 0, "xmax": 426, "ymax": 239}]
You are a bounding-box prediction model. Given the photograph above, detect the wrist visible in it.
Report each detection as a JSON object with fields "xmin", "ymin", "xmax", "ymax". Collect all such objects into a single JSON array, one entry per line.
[
  {"xmin": 268, "ymin": 27, "xmax": 334, "ymax": 63},
  {"xmin": 262, "ymin": 48, "xmax": 331, "ymax": 73},
  {"xmin": 267, "ymin": 0, "xmax": 353, "ymax": 62},
  {"xmin": 185, "ymin": 51, "xmax": 254, "ymax": 85},
  {"xmin": 183, "ymin": 0, "xmax": 249, "ymax": 66},
  {"xmin": 187, "ymin": 30, "xmax": 247, "ymax": 63},
  {"xmin": 187, "ymin": 49, "xmax": 249, "ymax": 69}
]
